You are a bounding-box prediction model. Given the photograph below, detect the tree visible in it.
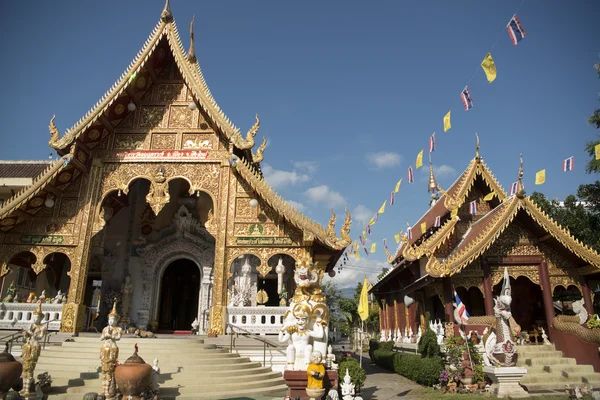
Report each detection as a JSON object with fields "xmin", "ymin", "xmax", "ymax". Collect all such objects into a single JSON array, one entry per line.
[
  {"xmin": 585, "ymin": 62, "xmax": 600, "ymax": 173},
  {"xmin": 322, "ymin": 281, "xmax": 343, "ymax": 333}
]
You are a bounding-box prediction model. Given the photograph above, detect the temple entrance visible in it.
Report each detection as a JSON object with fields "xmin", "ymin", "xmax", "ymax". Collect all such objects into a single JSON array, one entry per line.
[
  {"xmin": 494, "ymin": 276, "xmax": 544, "ymax": 332},
  {"xmin": 257, "ymin": 276, "xmax": 279, "ymax": 307},
  {"xmin": 158, "ymin": 259, "xmax": 200, "ymax": 331}
]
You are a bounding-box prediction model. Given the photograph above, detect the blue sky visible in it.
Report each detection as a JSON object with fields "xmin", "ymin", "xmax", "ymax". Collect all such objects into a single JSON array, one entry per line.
[{"xmin": 1, "ymin": 1, "xmax": 599, "ymax": 287}]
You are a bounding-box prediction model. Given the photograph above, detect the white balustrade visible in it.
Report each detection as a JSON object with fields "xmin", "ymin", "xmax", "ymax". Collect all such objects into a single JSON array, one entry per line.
[
  {"xmin": 226, "ymin": 306, "xmax": 287, "ymax": 334},
  {"xmin": 0, "ymin": 303, "xmax": 63, "ymax": 331}
]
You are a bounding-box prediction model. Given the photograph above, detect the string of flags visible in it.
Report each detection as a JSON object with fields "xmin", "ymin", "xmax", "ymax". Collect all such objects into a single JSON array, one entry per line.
[{"xmin": 341, "ymin": 8, "xmax": 600, "ymax": 265}]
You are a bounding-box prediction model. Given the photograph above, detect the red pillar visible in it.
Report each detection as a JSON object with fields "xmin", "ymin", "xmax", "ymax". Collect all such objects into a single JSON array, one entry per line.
[
  {"xmin": 482, "ymin": 261, "xmax": 494, "ymax": 316},
  {"xmin": 443, "ymin": 277, "xmax": 454, "ymax": 323},
  {"xmin": 395, "ymin": 299, "xmax": 401, "ymax": 335},
  {"xmin": 399, "ymin": 301, "xmax": 406, "ymax": 334},
  {"xmin": 538, "ymin": 261, "xmax": 555, "ymax": 337},
  {"xmin": 580, "ymin": 276, "xmax": 595, "ymax": 316},
  {"xmin": 379, "ymin": 302, "xmax": 385, "ymax": 334}
]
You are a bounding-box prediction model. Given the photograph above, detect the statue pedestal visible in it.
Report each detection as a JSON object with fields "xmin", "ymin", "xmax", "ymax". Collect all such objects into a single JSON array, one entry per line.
[
  {"xmin": 283, "ymin": 370, "xmax": 338, "ymax": 400},
  {"xmin": 483, "ymin": 366, "xmax": 528, "ymax": 398}
]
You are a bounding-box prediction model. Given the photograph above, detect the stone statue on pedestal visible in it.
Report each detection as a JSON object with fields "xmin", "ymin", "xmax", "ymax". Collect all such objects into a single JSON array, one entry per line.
[
  {"xmin": 3, "ymin": 281, "xmax": 16, "ymax": 302},
  {"xmin": 120, "ymin": 275, "xmax": 134, "ymax": 325},
  {"xmin": 100, "ymin": 300, "xmax": 122, "ymax": 400},
  {"xmin": 52, "ymin": 290, "xmax": 65, "ymax": 304},
  {"xmin": 340, "ymin": 368, "xmax": 355, "ymax": 400},
  {"xmin": 228, "ymin": 257, "xmax": 253, "ymax": 307},
  {"xmin": 279, "ymin": 303, "xmax": 324, "ymax": 370},
  {"xmin": 21, "ymin": 301, "xmax": 47, "ymax": 396}
]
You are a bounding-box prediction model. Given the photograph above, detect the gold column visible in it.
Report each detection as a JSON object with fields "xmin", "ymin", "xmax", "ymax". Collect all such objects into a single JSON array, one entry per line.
[
  {"xmin": 62, "ymin": 158, "xmax": 104, "ymax": 332},
  {"xmin": 208, "ymin": 161, "xmax": 232, "ymax": 335}
]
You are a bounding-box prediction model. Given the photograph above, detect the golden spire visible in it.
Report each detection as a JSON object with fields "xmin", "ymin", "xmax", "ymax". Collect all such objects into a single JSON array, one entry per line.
[
  {"xmin": 108, "ymin": 298, "xmax": 120, "ymax": 319},
  {"xmin": 187, "ymin": 15, "xmax": 197, "ymax": 63},
  {"xmin": 428, "ymin": 153, "xmax": 438, "ymax": 193},
  {"xmin": 33, "ymin": 301, "xmax": 42, "ymax": 316},
  {"xmin": 475, "ymin": 132, "xmax": 480, "ymax": 160},
  {"xmin": 161, "ymin": 0, "xmax": 173, "ymax": 22},
  {"xmin": 517, "ymin": 153, "xmax": 526, "ymax": 198}
]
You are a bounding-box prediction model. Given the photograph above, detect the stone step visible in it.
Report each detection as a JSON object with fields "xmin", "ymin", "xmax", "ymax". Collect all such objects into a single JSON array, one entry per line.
[
  {"xmin": 524, "ymin": 364, "xmax": 595, "ymax": 375},
  {"xmin": 518, "ymin": 357, "xmax": 577, "ymax": 366},
  {"xmin": 516, "ymin": 350, "xmax": 564, "ymax": 359},
  {"xmin": 521, "ymin": 372, "xmax": 600, "ymax": 384},
  {"xmin": 60, "ymin": 342, "xmax": 207, "ymax": 350},
  {"xmin": 37, "ymin": 353, "xmax": 245, "ymax": 367},
  {"xmin": 67, "ymin": 337, "xmax": 205, "ymax": 345},
  {"xmin": 516, "ymin": 344, "xmax": 556, "ymax": 354},
  {"xmin": 41, "ymin": 348, "xmax": 233, "ymax": 359},
  {"xmin": 523, "ymin": 380, "xmax": 600, "ymax": 392}
]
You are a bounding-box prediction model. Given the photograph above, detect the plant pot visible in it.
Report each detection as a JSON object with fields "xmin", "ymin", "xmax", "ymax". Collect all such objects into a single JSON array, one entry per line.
[
  {"xmin": 115, "ymin": 345, "xmax": 152, "ymax": 399},
  {"xmin": 306, "ymin": 387, "xmax": 326, "ymax": 399},
  {"xmin": 0, "ymin": 345, "xmax": 23, "ymax": 396}
]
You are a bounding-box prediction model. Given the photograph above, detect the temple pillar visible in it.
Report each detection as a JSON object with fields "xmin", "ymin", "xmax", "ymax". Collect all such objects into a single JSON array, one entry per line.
[
  {"xmin": 379, "ymin": 303, "xmax": 384, "ymax": 333},
  {"xmin": 394, "ymin": 299, "xmax": 400, "ymax": 337},
  {"xmin": 442, "ymin": 277, "xmax": 454, "ymax": 323},
  {"xmin": 482, "ymin": 261, "xmax": 494, "ymax": 316},
  {"xmin": 538, "ymin": 260, "xmax": 555, "ymax": 337},
  {"xmin": 398, "ymin": 301, "xmax": 406, "ymax": 334},
  {"xmin": 387, "ymin": 298, "xmax": 394, "ymax": 335},
  {"xmin": 380, "ymin": 299, "xmax": 387, "ymax": 338},
  {"xmin": 580, "ymin": 275, "xmax": 594, "ymax": 316}
]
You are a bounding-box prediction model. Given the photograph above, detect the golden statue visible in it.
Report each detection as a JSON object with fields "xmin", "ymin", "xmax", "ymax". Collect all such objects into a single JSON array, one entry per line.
[
  {"xmin": 100, "ymin": 299, "xmax": 122, "ymax": 400},
  {"xmin": 21, "ymin": 301, "xmax": 47, "ymax": 396}
]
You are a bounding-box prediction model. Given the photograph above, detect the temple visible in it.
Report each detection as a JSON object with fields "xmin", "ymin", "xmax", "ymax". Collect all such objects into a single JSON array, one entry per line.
[
  {"xmin": 370, "ymin": 142, "xmax": 600, "ymax": 367},
  {"xmin": 0, "ymin": 2, "xmax": 351, "ymax": 335}
]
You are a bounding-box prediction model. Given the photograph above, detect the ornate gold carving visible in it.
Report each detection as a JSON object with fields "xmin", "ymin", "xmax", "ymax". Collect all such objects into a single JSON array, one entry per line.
[
  {"xmin": 151, "ymin": 134, "xmax": 177, "ymax": 150},
  {"xmin": 182, "ymin": 134, "xmax": 213, "ymax": 149},
  {"xmin": 169, "ymin": 106, "xmax": 194, "ymax": 128},
  {"xmin": 49, "ymin": 115, "xmax": 60, "ymax": 148},
  {"xmin": 327, "ymin": 210, "xmax": 336, "ymax": 241},
  {"xmin": 232, "ymin": 114, "xmax": 260, "ymax": 150},
  {"xmin": 257, "ymin": 262, "xmax": 271, "ymax": 277},
  {"xmin": 156, "ymin": 84, "xmax": 185, "ymax": 102},
  {"xmin": 235, "ymin": 198, "xmax": 257, "ymax": 219},
  {"xmin": 60, "ymin": 303, "xmax": 75, "ymax": 332},
  {"xmin": 401, "ymin": 234, "xmax": 424, "ymax": 262},
  {"xmin": 146, "ymin": 167, "xmax": 169, "ymax": 215},
  {"xmin": 59, "ymin": 199, "xmax": 78, "ymax": 218},
  {"xmin": 252, "ymin": 137, "xmax": 267, "ymax": 163},
  {"xmin": 140, "ymin": 106, "xmax": 165, "ymax": 128},
  {"xmin": 339, "ymin": 208, "xmax": 352, "ymax": 245},
  {"xmin": 114, "ymin": 135, "xmax": 146, "ymax": 150}
]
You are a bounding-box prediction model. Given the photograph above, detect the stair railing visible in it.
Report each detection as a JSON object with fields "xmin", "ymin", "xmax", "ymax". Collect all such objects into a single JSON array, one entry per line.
[
  {"xmin": 225, "ymin": 322, "xmax": 279, "ymax": 368},
  {"xmin": 0, "ymin": 318, "xmax": 61, "ymax": 353}
]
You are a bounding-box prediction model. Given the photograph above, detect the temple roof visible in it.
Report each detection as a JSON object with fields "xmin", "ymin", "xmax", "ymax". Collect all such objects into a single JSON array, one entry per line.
[
  {"xmin": 389, "ymin": 156, "xmax": 507, "ymax": 263},
  {"xmin": 0, "ymin": 161, "xmax": 52, "ymax": 178}
]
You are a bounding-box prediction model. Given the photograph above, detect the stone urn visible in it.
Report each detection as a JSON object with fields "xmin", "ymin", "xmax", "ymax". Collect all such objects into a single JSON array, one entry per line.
[
  {"xmin": 115, "ymin": 344, "xmax": 152, "ymax": 399},
  {"xmin": 0, "ymin": 343, "xmax": 23, "ymax": 397},
  {"xmin": 306, "ymin": 387, "xmax": 326, "ymax": 400}
]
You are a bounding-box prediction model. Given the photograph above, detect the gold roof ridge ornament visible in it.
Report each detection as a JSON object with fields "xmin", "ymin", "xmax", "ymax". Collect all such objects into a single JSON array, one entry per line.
[
  {"xmin": 252, "ymin": 137, "xmax": 267, "ymax": 163},
  {"xmin": 186, "ymin": 15, "xmax": 196, "ymax": 63},
  {"xmin": 428, "ymin": 152, "xmax": 438, "ymax": 193},
  {"xmin": 339, "ymin": 208, "xmax": 352, "ymax": 244},
  {"xmin": 516, "ymin": 153, "xmax": 526, "ymax": 199},
  {"xmin": 161, "ymin": 0, "xmax": 173, "ymax": 22},
  {"xmin": 233, "ymin": 115, "xmax": 260, "ymax": 150},
  {"xmin": 327, "ymin": 209, "xmax": 336, "ymax": 240},
  {"xmin": 475, "ymin": 132, "xmax": 480, "ymax": 160},
  {"xmin": 49, "ymin": 115, "xmax": 61, "ymax": 149}
]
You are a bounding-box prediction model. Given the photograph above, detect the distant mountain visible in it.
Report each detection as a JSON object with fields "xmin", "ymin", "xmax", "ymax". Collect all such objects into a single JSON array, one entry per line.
[{"xmin": 340, "ymin": 287, "xmax": 356, "ymax": 299}]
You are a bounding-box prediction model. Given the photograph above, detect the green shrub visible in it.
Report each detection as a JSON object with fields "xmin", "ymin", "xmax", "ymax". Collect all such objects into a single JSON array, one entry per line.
[
  {"xmin": 368, "ymin": 339, "xmax": 379, "ymax": 359},
  {"xmin": 417, "ymin": 328, "xmax": 441, "ymax": 358},
  {"xmin": 372, "ymin": 346, "xmax": 443, "ymax": 386},
  {"xmin": 338, "ymin": 357, "xmax": 366, "ymax": 390},
  {"xmin": 379, "ymin": 340, "xmax": 395, "ymax": 351}
]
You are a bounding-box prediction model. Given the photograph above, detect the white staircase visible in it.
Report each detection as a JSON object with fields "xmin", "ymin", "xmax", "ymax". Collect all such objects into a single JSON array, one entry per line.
[
  {"xmin": 33, "ymin": 335, "xmax": 287, "ymax": 399},
  {"xmin": 203, "ymin": 335, "xmax": 288, "ymax": 374}
]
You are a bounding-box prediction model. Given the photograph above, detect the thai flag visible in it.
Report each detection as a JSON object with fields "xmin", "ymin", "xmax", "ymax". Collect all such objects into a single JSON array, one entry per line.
[
  {"xmin": 429, "ymin": 133, "xmax": 436, "ymax": 153},
  {"xmin": 366, "ymin": 225, "xmax": 371, "ymax": 235},
  {"xmin": 509, "ymin": 182, "xmax": 518, "ymax": 196},
  {"xmin": 434, "ymin": 215, "xmax": 441, "ymax": 228},
  {"xmin": 455, "ymin": 290, "xmax": 470, "ymax": 323},
  {"xmin": 507, "ymin": 15, "xmax": 526, "ymax": 46},
  {"xmin": 359, "ymin": 235, "xmax": 365, "ymax": 246},
  {"xmin": 390, "ymin": 191, "xmax": 395, "ymax": 206},
  {"xmin": 407, "ymin": 227, "xmax": 413, "ymax": 240},
  {"xmin": 563, "ymin": 156, "xmax": 574, "ymax": 172},
  {"xmin": 364, "ymin": 247, "xmax": 369, "ymax": 256},
  {"xmin": 408, "ymin": 166, "xmax": 415, "ymax": 183},
  {"xmin": 383, "ymin": 238, "xmax": 388, "ymax": 249},
  {"xmin": 461, "ymin": 86, "xmax": 473, "ymax": 111},
  {"xmin": 469, "ymin": 200, "xmax": 477, "ymax": 215}
]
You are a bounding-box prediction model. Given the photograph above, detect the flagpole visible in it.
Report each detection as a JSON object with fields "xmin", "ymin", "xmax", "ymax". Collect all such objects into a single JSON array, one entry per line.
[{"xmin": 359, "ymin": 319, "xmax": 364, "ymax": 368}]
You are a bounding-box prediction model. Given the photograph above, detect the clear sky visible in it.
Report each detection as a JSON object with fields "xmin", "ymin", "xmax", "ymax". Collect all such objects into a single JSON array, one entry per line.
[{"xmin": 1, "ymin": 1, "xmax": 598, "ymax": 288}]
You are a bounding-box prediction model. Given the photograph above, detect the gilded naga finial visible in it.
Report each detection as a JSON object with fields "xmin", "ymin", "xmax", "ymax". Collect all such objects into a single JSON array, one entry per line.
[
  {"xmin": 234, "ymin": 114, "xmax": 260, "ymax": 150},
  {"xmin": 516, "ymin": 153, "xmax": 525, "ymax": 198},
  {"xmin": 161, "ymin": 0, "xmax": 173, "ymax": 22},
  {"xmin": 475, "ymin": 132, "xmax": 480, "ymax": 159},
  {"xmin": 339, "ymin": 208, "xmax": 352, "ymax": 243},
  {"xmin": 252, "ymin": 136, "xmax": 267, "ymax": 163},
  {"xmin": 49, "ymin": 115, "xmax": 60, "ymax": 148},
  {"xmin": 187, "ymin": 15, "xmax": 197, "ymax": 63},
  {"xmin": 327, "ymin": 209, "xmax": 336, "ymax": 240}
]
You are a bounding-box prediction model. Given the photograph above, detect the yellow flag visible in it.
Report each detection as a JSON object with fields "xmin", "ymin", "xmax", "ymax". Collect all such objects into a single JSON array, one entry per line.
[
  {"xmin": 394, "ymin": 233, "xmax": 400, "ymax": 244},
  {"xmin": 395, "ymin": 179, "xmax": 403, "ymax": 193},
  {"xmin": 378, "ymin": 201, "xmax": 387, "ymax": 214},
  {"xmin": 368, "ymin": 218, "xmax": 375, "ymax": 227},
  {"xmin": 451, "ymin": 208, "xmax": 458, "ymax": 218},
  {"xmin": 483, "ymin": 192, "xmax": 496, "ymax": 201},
  {"xmin": 354, "ymin": 250, "xmax": 360, "ymax": 260},
  {"xmin": 444, "ymin": 111, "xmax": 452, "ymax": 132},
  {"xmin": 362, "ymin": 230, "xmax": 367, "ymax": 239},
  {"xmin": 420, "ymin": 222, "xmax": 427, "ymax": 234},
  {"xmin": 481, "ymin": 53, "xmax": 497, "ymax": 83},
  {"xmin": 370, "ymin": 242, "xmax": 376, "ymax": 253},
  {"xmin": 358, "ymin": 277, "xmax": 372, "ymax": 321},
  {"xmin": 416, "ymin": 150, "xmax": 424, "ymax": 169},
  {"xmin": 535, "ymin": 169, "xmax": 546, "ymax": 185},
  {"xmin": 595, "ymin": 143, "xmax": 600, "ymax": 160}
]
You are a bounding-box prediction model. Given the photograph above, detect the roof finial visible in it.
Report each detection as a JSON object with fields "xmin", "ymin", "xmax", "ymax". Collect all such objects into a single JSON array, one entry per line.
[
  {"xmin": 428, "ymin": 153, "xmax": 438, "ymax": 193},
  {"xmin": 161, "ymin": 0, "xmax": 173, "ymax": 23},
  {"xmin": 475, "ymin": 132, "xmax": 480, "ymax": 160},
  {"xmin": 517, "ymin": 153, "xmax": 526, "ymax": 198},
  {"xmin": 186, "ymin": 15, "xmax": 197, "ymax": 63},
  {"xmin": 406, "ymin": 219, "xmax": 411, "ymax": 229}
]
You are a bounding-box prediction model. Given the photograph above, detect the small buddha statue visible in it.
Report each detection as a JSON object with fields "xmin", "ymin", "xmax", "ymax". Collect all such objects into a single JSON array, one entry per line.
[
  {"xmin": 3, "ymin": 281, "xmax": 16, "ymax": 302},
  {"xmin": 306, "ymin": 351, "xmax": 325, "ymax": 389},
  {"xmin": 38, "ymin": 290, "xmax": 46, "ymax": 303},
  {"xmin": 26, "ymin": 292, "xmax": 35, "ymax": 303},
  {"xmin": 21, "ymin": 301, "xmax": 47, "ymax": 396},
  {"xmin": 100, "ymin": 299, "xmax": 122, "ymax": 400},
  {"xmin": 341, "ymin": 368, "xmax": 355, "ymax": 400}
]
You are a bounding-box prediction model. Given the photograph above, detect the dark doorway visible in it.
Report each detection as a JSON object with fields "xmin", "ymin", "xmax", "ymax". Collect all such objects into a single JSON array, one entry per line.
[
  {"xmin": 494, "ymin": 276, "xmax": 544, "ymax": 332},
  {"xmin": 159, "ymin": 259, "xmax": 200, "ymax": 331},
  {"xmin": 257, "ymin": 275, "xmax": 279, "ymax": 307}
]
